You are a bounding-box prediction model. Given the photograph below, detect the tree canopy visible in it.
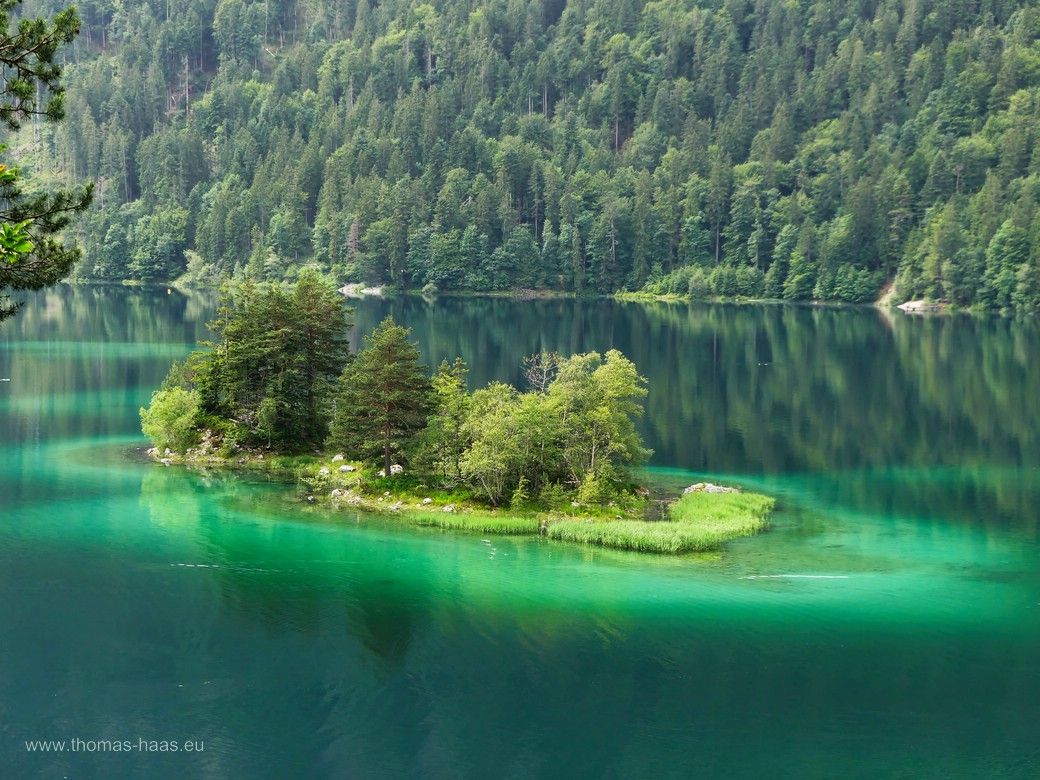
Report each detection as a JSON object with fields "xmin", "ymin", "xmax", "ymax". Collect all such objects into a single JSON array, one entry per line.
[
  {"xmin": 154, "ymin": 269, "xmax": 351, "ymax": 451},
  {"xmin": 143, "ymin": 300, "xmax": 651, "ymax": 508},
  {"xmin": 327, "ymin": 316, "xmax": 432, "ymax": 476},
  {"xmin": 38, "ymin": 0, "xmax": 1040, "ymax": 313}
]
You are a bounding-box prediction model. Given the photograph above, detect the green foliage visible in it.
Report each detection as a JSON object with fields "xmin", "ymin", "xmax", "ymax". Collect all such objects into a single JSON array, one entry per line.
[
  {"xmin": 510, "ymin": 475, "xmax": 530, "ymax": 510},
  {"xmin": 139, "ymin": 387, "xmax": 202, "ymax": 453},
  {"xmin": 327, "ymin": 316, "xmax": 431, "ymax": 474},
  {"xmin": 459, "ymin": 350, "xmax": 650, "ymax": 505},
  {"xmin": 40, "ymin": 0, "xmax": 1040, "ymax": 314},
  {"xmin": 150, "ymin": 270, "xmax": 350, "ymax": 451},
  {"xmin": 0, "ymin": 2, "xmax": 92, "ymax": 320},
  {"xmin": 0, "ymin": 218, "xmax": 32, "ymax": 260},
  {"xmin": 414, "ymin": 357, "xmax": 470, "ymax": 482}
]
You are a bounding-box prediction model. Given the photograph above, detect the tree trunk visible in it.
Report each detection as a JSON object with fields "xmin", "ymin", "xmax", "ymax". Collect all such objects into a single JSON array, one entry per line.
[{"xmin": 384, "ymin": 426, "xmax": 392, "ymax": 477}]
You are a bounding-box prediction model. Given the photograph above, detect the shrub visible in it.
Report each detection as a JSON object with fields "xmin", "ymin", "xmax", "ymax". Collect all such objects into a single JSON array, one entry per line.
[
  {"xmin": 576, "ymin": 471, "xmax": 612, "ymax": 505},
  {"xmin": 734, "ymin": 265, "xmax": 765, "ymax": 297},
  {"xmin": 140, "ymin": 388, "xmax": 202, "ymax": 453},
  {"xmin": 687, "ymin": 267, "xmax": 711, "ymax": 299},
  {"xmin": 708, "ymin": 264, "xmax": 739, "ymax": 296}
]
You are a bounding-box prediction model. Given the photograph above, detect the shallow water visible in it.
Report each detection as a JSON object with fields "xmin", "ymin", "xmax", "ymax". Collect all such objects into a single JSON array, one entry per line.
[{"xmin": 2, "ymin": 285, "xmax": 1039, "ymax": 778}]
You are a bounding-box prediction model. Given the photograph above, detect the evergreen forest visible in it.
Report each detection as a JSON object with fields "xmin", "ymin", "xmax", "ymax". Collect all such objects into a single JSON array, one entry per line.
[{"xmin": 18, "ymin": 0, "xmax": 1040, "ymax": 312}]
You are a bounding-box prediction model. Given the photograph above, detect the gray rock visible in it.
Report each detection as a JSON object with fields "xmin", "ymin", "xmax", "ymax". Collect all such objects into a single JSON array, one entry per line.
[{"xmin": 683, "ymin": 482, "xmax": 739, "ymax": 495}]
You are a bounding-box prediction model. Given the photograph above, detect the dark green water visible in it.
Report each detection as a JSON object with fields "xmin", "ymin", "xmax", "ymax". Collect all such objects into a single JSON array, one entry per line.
[{"xmin": 2, "ymin": 285, "xmax": 1040, "ymax": 778}]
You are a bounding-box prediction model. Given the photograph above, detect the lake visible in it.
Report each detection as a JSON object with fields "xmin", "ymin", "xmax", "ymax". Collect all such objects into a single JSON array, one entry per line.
[{"xmin": 2, "ymin": 285, "xmax": 1039, "ymax": 778}]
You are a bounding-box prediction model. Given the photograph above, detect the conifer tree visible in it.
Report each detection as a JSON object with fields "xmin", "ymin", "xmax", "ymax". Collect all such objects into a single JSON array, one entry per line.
[
  {"xmin": 0, "ymin": 1, "xmax": 92, "ymax": 320},
  {"xmin": 328, "ymin": 317, "xmax": 431, "ymax": 475}
]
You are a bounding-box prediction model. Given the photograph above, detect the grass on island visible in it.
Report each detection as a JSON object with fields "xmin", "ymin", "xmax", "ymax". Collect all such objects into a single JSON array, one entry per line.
[
  {"xmin": 408, "ymin": 510, "xmax": 541, "ymax": 535},
  {"xmin": 547, "ymin": 491, "xmax": 775, "ymax": 554},
  {"xmin": 668, "ymin": 491, "xmax": 775, "ymax": 525}
]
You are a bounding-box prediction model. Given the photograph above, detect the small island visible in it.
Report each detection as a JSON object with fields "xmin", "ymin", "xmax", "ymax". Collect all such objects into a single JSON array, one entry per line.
[{"xmin": 141, "ymin": 272, "xmax": 774, "ymax": 555}]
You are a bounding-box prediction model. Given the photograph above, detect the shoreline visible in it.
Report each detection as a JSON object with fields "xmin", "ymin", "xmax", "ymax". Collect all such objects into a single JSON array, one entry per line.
[
  {"xmin": 64, "ymin": 279, "xmax": 974, "ymax": 316},
  {"xmin": 148, "ymin": 448, "xmax": 775, "ymax": 556}
]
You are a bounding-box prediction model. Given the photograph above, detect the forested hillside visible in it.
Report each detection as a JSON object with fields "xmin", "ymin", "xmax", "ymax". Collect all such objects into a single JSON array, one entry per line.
[{"xmin": 21, "ymin": 0, "xmax": 1040, "ymax": 311}]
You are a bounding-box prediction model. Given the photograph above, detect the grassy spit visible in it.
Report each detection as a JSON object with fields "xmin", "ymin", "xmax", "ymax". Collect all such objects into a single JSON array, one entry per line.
[{"xmin": 548, "ymin": 492, "xmax": 775, "ymax": 554}]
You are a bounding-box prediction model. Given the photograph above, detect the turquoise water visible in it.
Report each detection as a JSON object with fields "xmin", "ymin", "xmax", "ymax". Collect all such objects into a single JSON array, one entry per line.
[{"xmin": 2, "ymin": 285, "xmax": 1040, "ymax": 778}]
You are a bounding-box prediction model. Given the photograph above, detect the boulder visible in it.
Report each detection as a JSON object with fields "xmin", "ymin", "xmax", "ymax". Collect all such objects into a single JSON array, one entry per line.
[
  {"xmin": 683, "ymin": 482, "xmax": 739, "ymax": 495},
  {"xmin": 160, "ymin": 458, "xmax": 172, "ymax": 466},
  {"xmin": 331, "ymin": 453, "xmax": 345, "ymax": 462},
  {"xmin": 390, "ymin": 464, "xmax": 403, "ymax": 475},
  {"xmin": 339, "ymin": 464, "xmax": 355, "ymax": 473},
  {"xmin": 442, "ymin": 504, "xmax": 456, "ymax": 513},
  {"xmin": 422, "ymin": 497, "xmax": 433, "ymax": 505},
  {"xmin": 318, "ymin": 467, "xmax": 330, "ymax": 477},
  {"xmin": 898, "ymin": 299, "xmax": 945, "ymax": 314}
]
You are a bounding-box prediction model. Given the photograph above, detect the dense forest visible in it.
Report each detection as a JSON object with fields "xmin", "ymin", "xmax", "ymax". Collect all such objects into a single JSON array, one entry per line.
[{"xmin": 17, "ymin": 0, "xmax": 1040, "ymax": 311}]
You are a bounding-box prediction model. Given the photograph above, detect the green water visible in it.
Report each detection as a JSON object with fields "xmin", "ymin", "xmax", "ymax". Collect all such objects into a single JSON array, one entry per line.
[{"xmin": 2, "ymin": 285, "xmax": 1039, "ymax": 778}]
